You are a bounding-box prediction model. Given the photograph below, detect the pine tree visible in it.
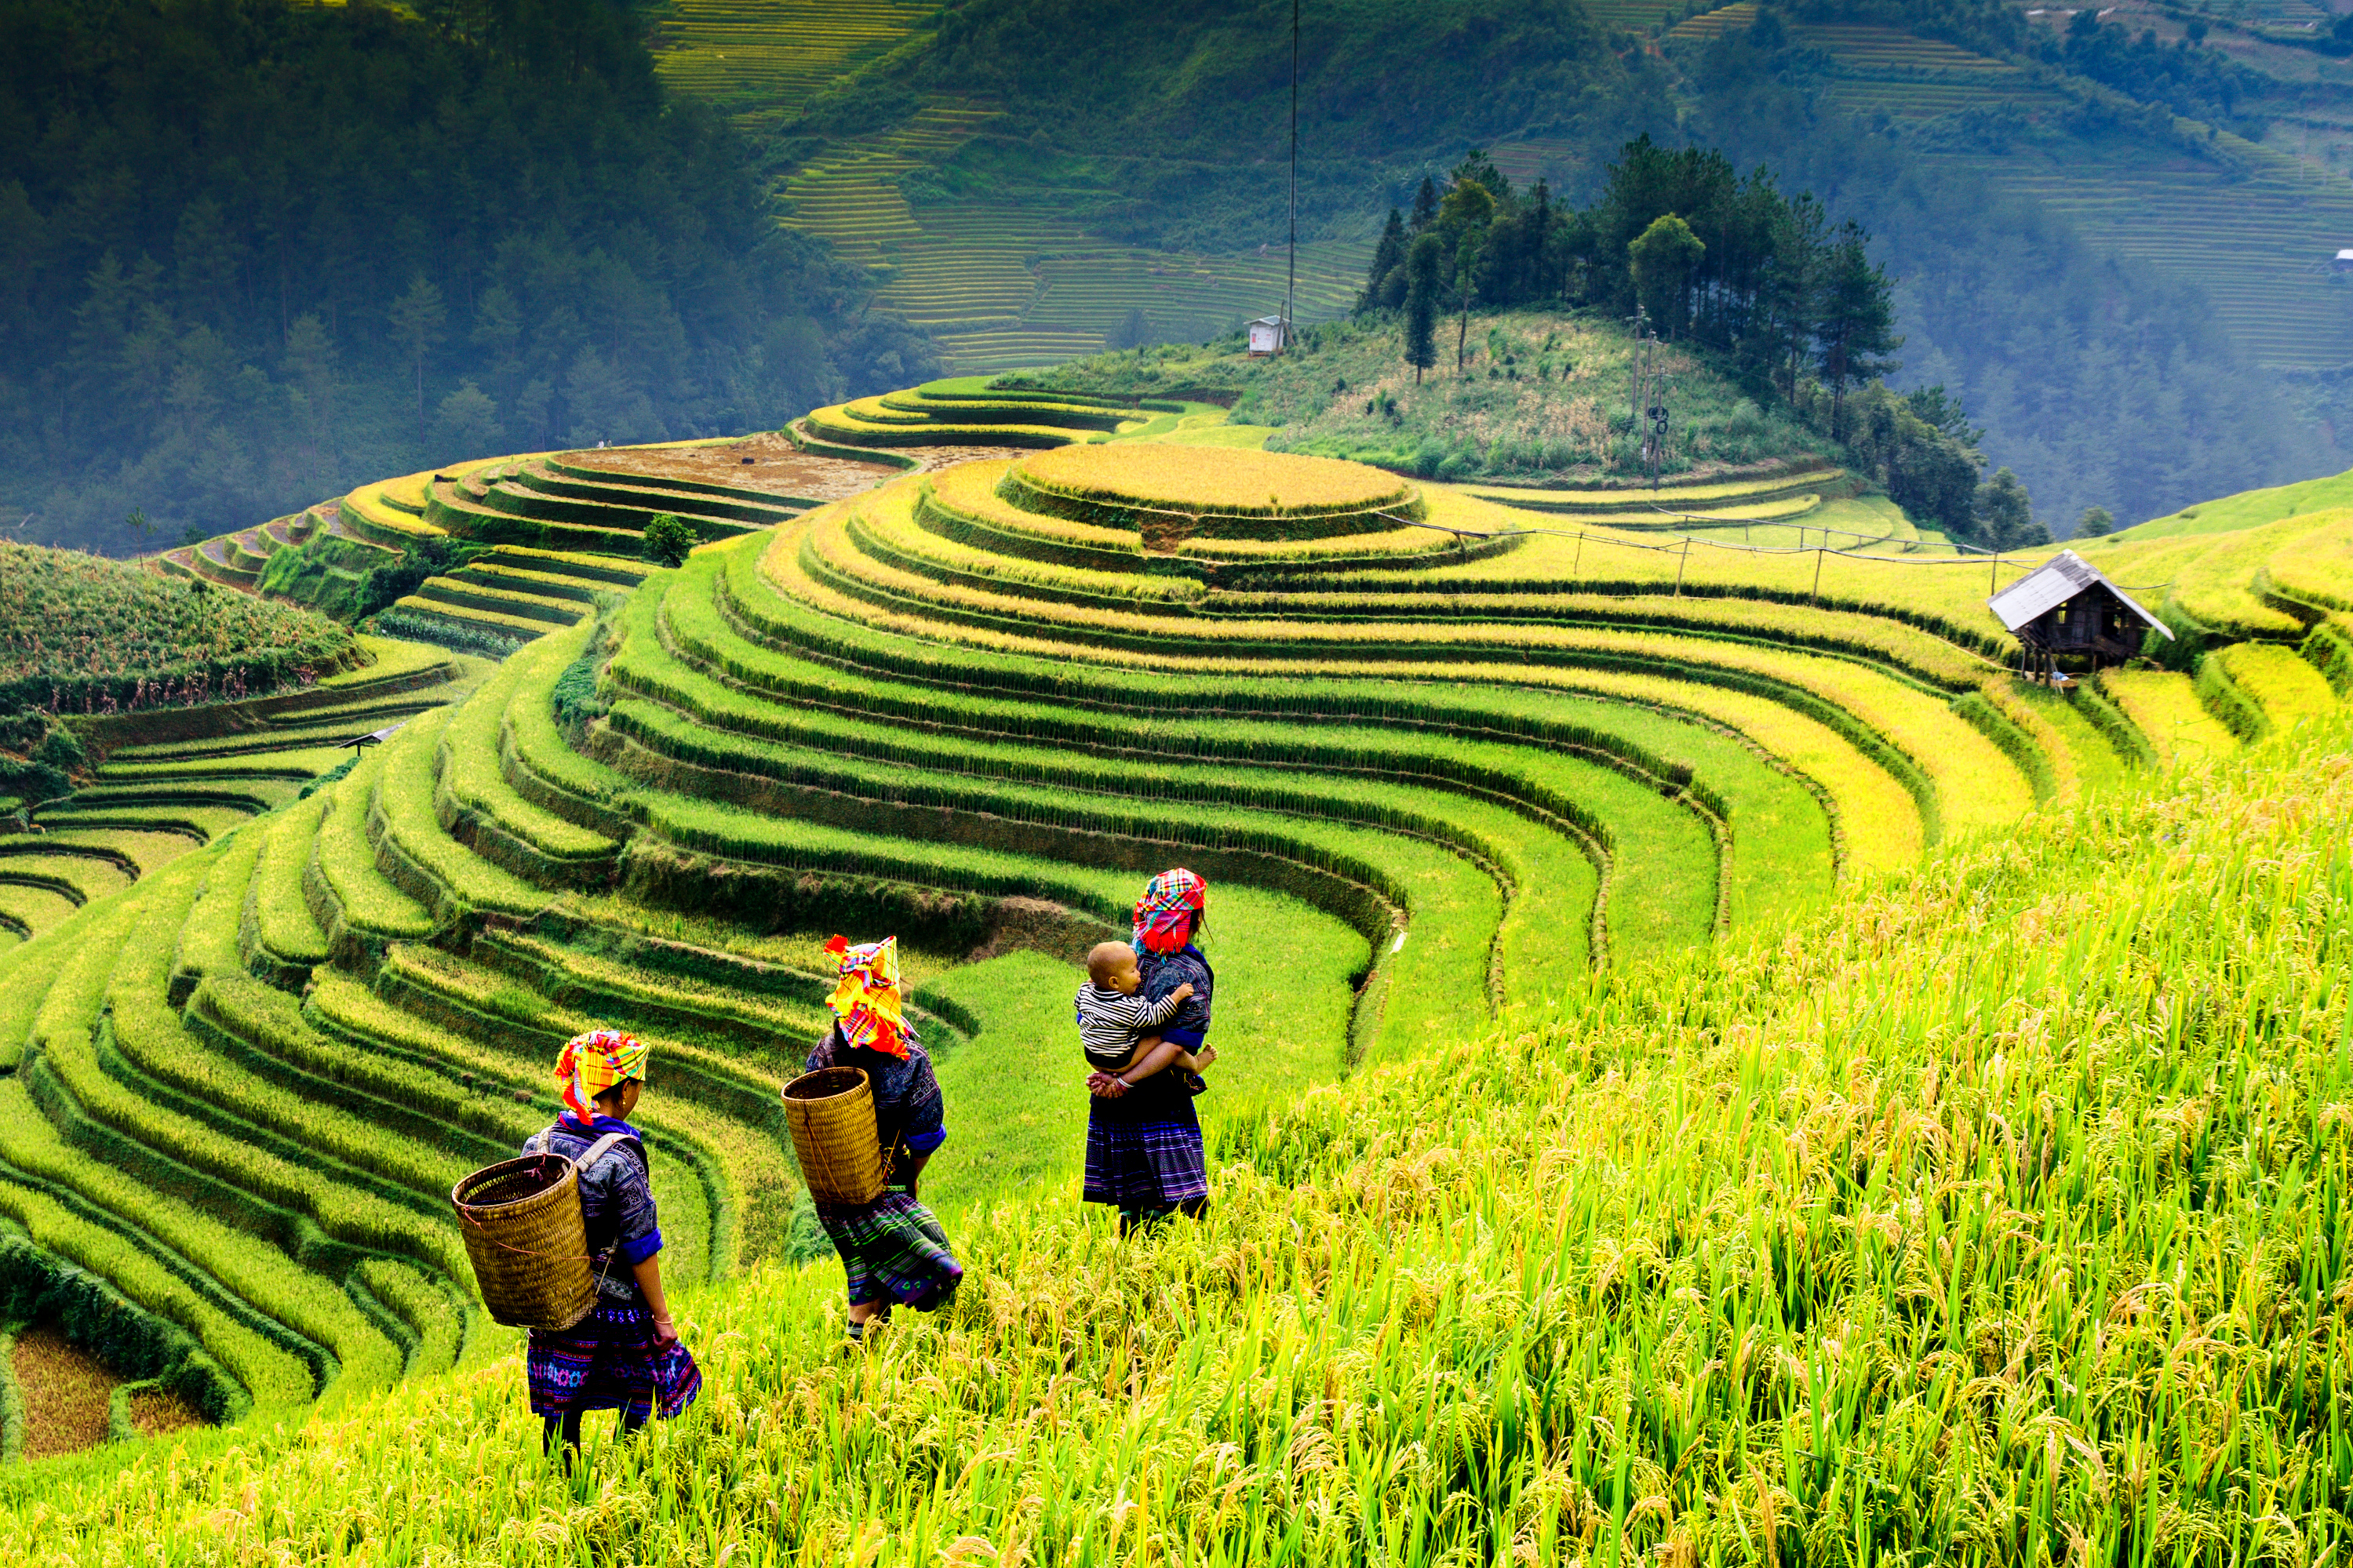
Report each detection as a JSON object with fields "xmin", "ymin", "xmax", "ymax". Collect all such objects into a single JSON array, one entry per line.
[
  {"xmin": 1764, "ymin": 194, "xmax": 1827, "ymax": 409},
  {"xmin": 1404, "ymin": 235, "xmax": 1442, "ymax": 384},
  {"xmin": 386, "ymin": 275, "xmax": 447, "ymax": 442},
  {"xmin": 1358, "ymin": 209, "xmax": 1407, "ymax": 314},
  {"xmin": 1814, "ymin": 223, "xmax": 1901, "ymax": 439},
  {"xmin": 1408, "ymin": 176, "xmax": 1440, "ymax": 234},
  {"xmin": 1974, "ymin": 467, "xmax": 2048, "ymax": 550}
]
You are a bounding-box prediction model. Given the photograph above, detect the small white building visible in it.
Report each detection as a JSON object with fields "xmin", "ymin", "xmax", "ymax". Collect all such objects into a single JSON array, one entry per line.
[
  {"xmin": 2334, "ymin": 248, "xmax": 2353, "ymax": 273},
  {"xmin": 1246, "ymin": 315, "xmax": 1290, "ymax": 355}
]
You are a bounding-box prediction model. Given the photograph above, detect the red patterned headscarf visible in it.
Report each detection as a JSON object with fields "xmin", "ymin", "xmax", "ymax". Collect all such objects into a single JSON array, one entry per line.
[
  {"xmin": 1133, "ymin": 868, "xmax": 1207, "ymax": 954},
  {"xmin": 555, "ymin": 1028, "xmax": 650, "ymax": 1126},
  {"xmin": 825, "ymin": 934, "xmax": 916, "ymax": 1059}
]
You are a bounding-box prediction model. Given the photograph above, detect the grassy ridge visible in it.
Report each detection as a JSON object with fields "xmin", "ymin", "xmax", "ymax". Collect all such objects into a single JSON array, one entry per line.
[{"xmin": 9, "ymin": 697, "xmax": 2348, "ymax": 1563}]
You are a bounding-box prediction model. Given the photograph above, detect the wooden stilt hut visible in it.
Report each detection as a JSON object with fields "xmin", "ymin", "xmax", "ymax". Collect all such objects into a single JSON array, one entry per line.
[{"xmin": 1987, "ymin": 549, "xmax": 2172, "ymax": 685}]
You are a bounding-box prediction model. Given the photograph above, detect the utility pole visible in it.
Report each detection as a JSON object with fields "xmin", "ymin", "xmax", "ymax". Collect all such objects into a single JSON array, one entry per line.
[
  {"xmin": 1624, "ymin": 307, "xmax": 1669, "ymax": 487},
  {"xmin": 1284, "ymin": 0, "xmax": 1299, "ymax": 354}
]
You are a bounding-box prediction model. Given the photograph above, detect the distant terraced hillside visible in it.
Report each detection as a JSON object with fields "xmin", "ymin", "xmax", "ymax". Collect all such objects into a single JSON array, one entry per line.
[
  {"xmin": 640, "ymin": 2, "xmax": 1405, "ymax": 370},
  {"xmin": 775, "ymin": 101, "xmax": 1370, "ymax": 370},
  {"xmin": 1648, "ymin": 3, "xmax": 2353, "ymax": 374}
]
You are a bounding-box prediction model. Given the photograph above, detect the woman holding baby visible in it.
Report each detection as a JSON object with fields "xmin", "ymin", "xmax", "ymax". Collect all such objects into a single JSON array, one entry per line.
[{"xmin": 1080, "ymin": 868, "xmax": 1216, "ymax": 1236}]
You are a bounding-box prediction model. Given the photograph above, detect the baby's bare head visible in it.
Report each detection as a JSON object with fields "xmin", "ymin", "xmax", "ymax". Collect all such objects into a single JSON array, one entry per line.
[{"xmin": 1087, "ymin": 940, "xmax": 1141, "ymax": 991}]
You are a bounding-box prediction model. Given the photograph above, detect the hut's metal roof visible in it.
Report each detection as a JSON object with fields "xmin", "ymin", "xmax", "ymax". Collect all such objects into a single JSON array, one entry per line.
[{"xmin": 1987, "ymin": 549, "xmax": 2171, "ymax": 637}]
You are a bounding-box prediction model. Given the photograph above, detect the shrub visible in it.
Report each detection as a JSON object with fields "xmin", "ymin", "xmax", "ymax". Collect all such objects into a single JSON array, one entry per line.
[
  {"xmin": 550, "ymin": 654, "xmax": 608, "ymax": 731},
  {"xmin": 0, "ymin": 708, "xmax": 84, "ymax": 808},
  {"xmin": 354, "ymin": 538, "xmax": 462, "ymax": 620},
  {"xmin": 642, "ymin": 513, "xmax": 698, "ymax": 567}
]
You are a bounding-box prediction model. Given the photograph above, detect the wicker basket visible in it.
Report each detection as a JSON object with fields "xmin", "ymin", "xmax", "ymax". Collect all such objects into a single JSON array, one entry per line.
[
  {"xmin": 450, "ymin": 1153, "xmax": 597, "ymax": 1330},
  {"xmin": 783, "ymin": 1066, "xmax": 886, "ymax": 1204}
]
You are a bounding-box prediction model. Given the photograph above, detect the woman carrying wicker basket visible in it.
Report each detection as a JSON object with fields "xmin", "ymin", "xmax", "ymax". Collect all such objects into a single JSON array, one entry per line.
[
  {"xmin": 1084, "ymin": 868, "xmax": 1215, "ymax": 1236},
  {"xmin": 805, "ymin": 935, "xmax": 962, "ymax": 1341},
  {"xmin": 523, "ymin": 1028, "xmax": 699, "ymax": 1455}
]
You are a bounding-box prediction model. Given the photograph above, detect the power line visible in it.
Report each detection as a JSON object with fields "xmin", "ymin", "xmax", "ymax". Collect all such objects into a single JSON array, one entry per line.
[{"xmin": 1285, "ymin": 0, "xmax": 1299, "ymax": 351}]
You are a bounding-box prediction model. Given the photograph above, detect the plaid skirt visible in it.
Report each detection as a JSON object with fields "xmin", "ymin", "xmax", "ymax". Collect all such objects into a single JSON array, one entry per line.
[
  {"xmin": 814, "ymin": 1191, "xmax": 963, "ymax": 1310},
  {"xmin": 526, "ymin": 1301, "xmax": 701, "ymax": 1421},
  {"xmin": 1083, "ymin": 1092, "xmax": 1208, "ymax": 1210}
]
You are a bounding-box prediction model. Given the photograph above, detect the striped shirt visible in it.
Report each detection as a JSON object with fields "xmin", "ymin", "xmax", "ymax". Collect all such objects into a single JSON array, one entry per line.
[{"xmin": 1074, "ymin": 981, "xmax": 1189, "ymax": 1072}]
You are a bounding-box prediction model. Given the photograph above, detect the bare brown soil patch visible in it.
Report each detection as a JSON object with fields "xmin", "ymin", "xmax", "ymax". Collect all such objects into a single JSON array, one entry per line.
[
  {"xmin": 903, "ymin": 445, "xmax": 1034, "ymax": 474},
  {"xmin": 12, "ymin": 1324, "xmax": 117, "ymax": 1459},
  {"xmin": 129, "ymin": 1384, "xmax": 205, "ymax": 1438},
  {"xmin": 563, "ymin": 433, "xmax": 898, "ymax": 503}
]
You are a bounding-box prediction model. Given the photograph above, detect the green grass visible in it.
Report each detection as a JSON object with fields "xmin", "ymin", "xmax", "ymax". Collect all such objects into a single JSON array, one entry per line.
[
  {"xmin": 791, "ymin": 505, "xmax": 2032, "ymax": 844},
  {"xmin": 1021, "ymin": 313, "xmax": 1830, "ymax": 485},
  {"xmin": 169, "ymin": 820, "xmax": 264, "ymax": 999},
  {"xmin": 0, "ymin": 1078, "xmax": 405, "ymax": 1411},
  {"xmin": 2099, "ymin": 668, "xmax": 2239, "ymax": 767},
  {"xmin": 2213, "ymin": 642, "xmax": 2340, "ymax": 732},
  {"xmin": 435, "ymin": 628, "xmax": 619, "ymax": 875},
  {"xmin": 672, "ymin": 540, "xmax": 1827, "ymax": 924},
  {"xmin": 0, "ymin": 1171, "xmax": 315, "ymax": 1421},
  {"xmin": 0, "ymin": 881, "xmax": 78, "ymax": 940},
  {"xmin": 0, "ymin": 852, "xmax": 133, "ymax": 908}
]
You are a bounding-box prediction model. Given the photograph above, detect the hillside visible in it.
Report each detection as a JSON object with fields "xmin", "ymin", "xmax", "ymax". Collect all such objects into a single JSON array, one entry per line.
[
  {"xmin": 1, "ymin": 393, "xmax": 2348, "ymax": 1555},
  {"xmin": 1016, "ymin": 313, "xmax": 1841, "ymax": 482},
  {"xmin": 0, "ymin": 406, "xmax": 2348, "ymax": 1547},
  {"xmin": 632, "ymin": 0, "xmax": 2348, "ymax": 535},
  {"xmin": 657, "ymin": 0, "xmax": 1669, "ymax": 369}
]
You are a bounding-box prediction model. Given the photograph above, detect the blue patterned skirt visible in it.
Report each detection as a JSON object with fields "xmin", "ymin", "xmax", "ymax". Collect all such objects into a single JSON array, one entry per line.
[
  {"xmin": 814, "ymin": 1191, "xmax": 963, "ymax": 1310},
  {"xmin": 1083, "ymin": 1091, "xmax": 1208, "ymax": 1210},
  {"xmin": 526, "ymin": 1301, "xmax": 701, "ymax": 1420}
]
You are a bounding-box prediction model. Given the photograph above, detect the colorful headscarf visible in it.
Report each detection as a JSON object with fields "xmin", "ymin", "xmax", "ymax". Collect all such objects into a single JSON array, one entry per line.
[
  {"xmin": 1133, "ymin": 867, "xmax": 1207, "ymax": 954},
  {"xmin": 825, "ymin": 934, "xmax": 917, "ymax": 1059},
  {"xmin": 555, "ymin": 1028, "xmax": 651, "ymax": 1126}
]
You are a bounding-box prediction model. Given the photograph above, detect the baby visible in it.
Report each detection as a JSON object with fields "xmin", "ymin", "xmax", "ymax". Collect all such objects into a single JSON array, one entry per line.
[{"xmin": 1074, "ymin": 940, "xmax": 1215, "ymax": 1092}]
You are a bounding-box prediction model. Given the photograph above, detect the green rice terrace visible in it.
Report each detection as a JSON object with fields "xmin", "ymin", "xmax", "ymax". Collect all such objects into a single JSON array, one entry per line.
[{"xmin": 2, "ymin": 382, "xmax": 2352, "ymax": 1560}]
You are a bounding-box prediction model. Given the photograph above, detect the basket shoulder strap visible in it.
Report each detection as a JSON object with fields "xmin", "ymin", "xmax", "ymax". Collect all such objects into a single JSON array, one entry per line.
[
  {"xmin": 576, "ymin": 1131, "xmax": 647, "ymax": 1177},
  {"xmin": 523, "ymin": 1122, "xmax": 560, "ymax": 1155}
]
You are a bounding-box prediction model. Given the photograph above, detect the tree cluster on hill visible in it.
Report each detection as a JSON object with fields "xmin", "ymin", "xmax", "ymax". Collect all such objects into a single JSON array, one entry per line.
[
  {"xmin": 1337, "ymin": 16, "xmax": 2322, "ymax": 541},
  {"xmin": 0, "ymin": 0, "xmax": 934, "ymax": 555},
  {"xmin": 1357, "ymin": 144, "xmax": 2039, "ymax": 545}
]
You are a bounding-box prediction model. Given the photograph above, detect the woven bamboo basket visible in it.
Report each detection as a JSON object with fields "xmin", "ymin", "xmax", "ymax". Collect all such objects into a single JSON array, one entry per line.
[
  {"xmin": 450, "ymin": 1153, "xmax": 596, "ymax": 1330},
  {"xmin": 783, "ymin": 1066, "xmax": 886, "ymax": 1204}
]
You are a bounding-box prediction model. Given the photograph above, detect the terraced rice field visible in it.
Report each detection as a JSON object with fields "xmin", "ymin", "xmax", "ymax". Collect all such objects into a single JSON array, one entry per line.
[
  {"xmin": 642, "ymin": 0, "xmax": 1377, "ymax": 372},
  {"xmin": 647, "ymin": 0, "xmax": 933, "ymax": 117},
  {"xmin": 21, "ymin": 637, "xmax": 476, "ymax": 893},
  {"xmin": 854, "ymin": 202, "xmax": 1372, "ymax": 372},
  {"xmin": 2, "ymin": 386, "xmax": 2340, "ymax": 1510}
]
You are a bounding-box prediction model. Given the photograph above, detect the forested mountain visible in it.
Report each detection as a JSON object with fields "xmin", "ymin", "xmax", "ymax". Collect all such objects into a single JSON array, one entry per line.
[{"xmin": 0, "ymin": 0, "xmax": 933, "ymax": 552}]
